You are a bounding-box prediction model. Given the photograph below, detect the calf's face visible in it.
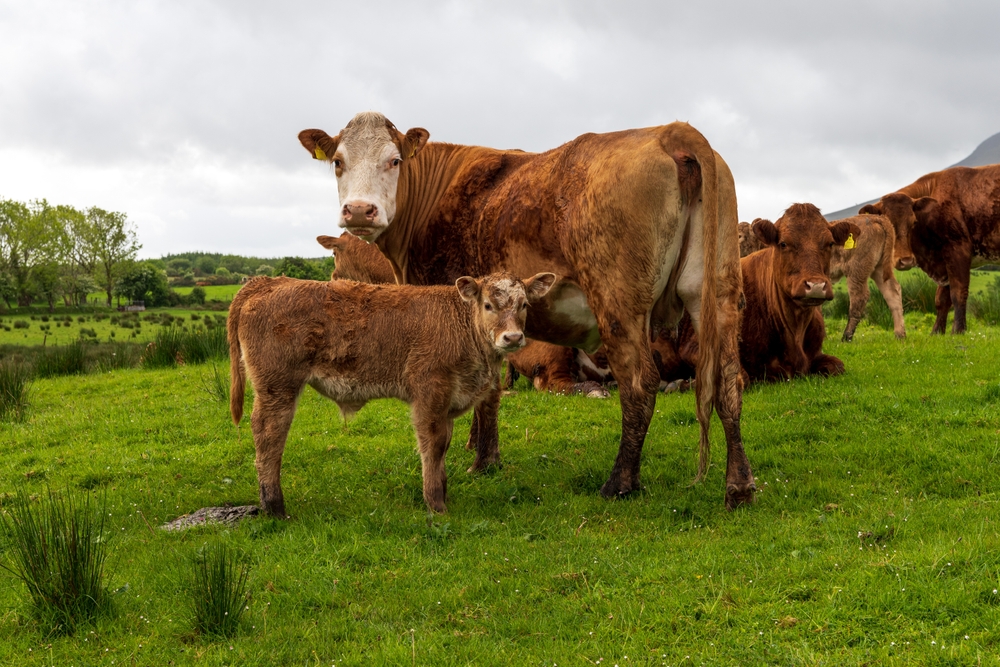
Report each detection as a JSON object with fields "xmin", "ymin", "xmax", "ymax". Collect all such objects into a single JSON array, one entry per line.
[
  {"xmin": 753, "ymin": 203, "xmax": 859, "ymax": 306},
  {"xmin": 456, "ymin": 272, "xmax": 557, "ymax": 353},
  {"xmin": 299, "ymin": 112, "xmax": 429, "ymax": 241},
  {"xmin": 860, "ymin": 194, "xmax": 917, "ymax": 270},
  {"xmin": 738, "ymin": 221, "xmax": 763, "ymax": 257}
]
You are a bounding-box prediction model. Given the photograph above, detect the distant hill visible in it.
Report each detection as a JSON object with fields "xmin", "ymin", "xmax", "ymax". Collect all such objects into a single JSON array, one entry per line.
[{"xmin": 824, "ymin": 131, "xmax": 1000, "ymax": 221}]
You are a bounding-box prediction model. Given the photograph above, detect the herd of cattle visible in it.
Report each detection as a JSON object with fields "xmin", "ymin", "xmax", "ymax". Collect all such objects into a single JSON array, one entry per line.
[{"xmin": 228, "ymin": 112, "xmax": 1000, "ymax": 518}]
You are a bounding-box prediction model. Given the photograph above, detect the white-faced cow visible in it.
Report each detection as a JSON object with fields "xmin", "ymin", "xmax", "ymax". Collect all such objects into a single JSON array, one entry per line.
[{"xmin": 298, "ymin": 112, "xmax": 755, "ymax": 508}]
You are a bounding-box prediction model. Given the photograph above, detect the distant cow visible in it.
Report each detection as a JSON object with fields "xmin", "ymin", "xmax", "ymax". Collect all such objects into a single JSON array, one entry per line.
[
  {"xmin": 740, "ymin": 204, "xmax": 859, "ymax": 381},
  {"xmin": 827, "ymin": 214, "xmax": 905, "ymax": 341},
  {"xmin": 228, "ymin": 271, "xmax": 555, "ymax": 516},
  {"xmin": 299, "ymin": 112, "xmax": 755, "ymax": 507},
  {"xmin": 738, "ymin": 221, "xmax": 764, "ymax": 256},
  {"xmin": 860, "ymin": 164, "xmax": 1000, "ymax": 333}
]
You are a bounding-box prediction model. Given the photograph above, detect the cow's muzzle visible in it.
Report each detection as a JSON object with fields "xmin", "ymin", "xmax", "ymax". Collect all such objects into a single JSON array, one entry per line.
[
  {"xmin": 895, "ymin": 256, "xmax": 916, "ymax": 271},
  {"xmin": 496, "ymin": 331, "xmax": 525, "ymax": 352}
]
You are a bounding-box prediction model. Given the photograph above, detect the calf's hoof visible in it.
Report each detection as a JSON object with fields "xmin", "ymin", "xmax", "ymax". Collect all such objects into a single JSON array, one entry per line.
[
  {"xmin": 600, "ymin": 473, "xmax": 640, "ymax": 499},
  {"xmin": 725, "ymin": 482, "xmax": 756, "ymax": 510},
  {"xmin": 467, "ymin": 457, "xmax": 501, "ymax": 474},
  {"xmin": 259, "ymin": 499, "xmax": 288, "ymax": 519},
  {"xmin": 894, "ymin": 332, "xmax": 906, "ymax": 340}
]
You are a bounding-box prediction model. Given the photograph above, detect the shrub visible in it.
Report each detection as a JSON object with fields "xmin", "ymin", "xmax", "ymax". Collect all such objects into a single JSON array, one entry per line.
[
  {"xmin": 0, "ymin": 360, "xmax": 32, "ymax": 422},
  {"xmin": 190, "ymin": 542, "xmax": 250, "ymax": 638},
  {"xmin": 0, "ymin": 489, "xmax": 111, "ymax": 635},
  {"xmin": 141, "ymin": 326, "xmax": 227, "ymax": 369},
  {"xmin": 14, "ymin": 320, "xmax": 29, "ymax": 329},
  {"xmin": 969, "ymin": 276, "xmax": 1000, "ymax": 325},
  {"xmin": 34, "ymin": 342, "xmax": 87, "ymax": 378}
]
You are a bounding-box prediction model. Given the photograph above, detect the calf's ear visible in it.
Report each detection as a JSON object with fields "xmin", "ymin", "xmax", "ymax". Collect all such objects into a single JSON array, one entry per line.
[
  {"xmin": 751, "ymin": 218, "xmax": 780, "ymax": 246},
  {"xmin": 830, "ymin": 221, "xmax": 860, "ymax": 246},
  {"xmin": 317, "ymin": 235, "xmax": 339, "ymax": 251},
  {"xmin": 298, "ymin": 129, "xmax": 340, "ymax": 162},
  {"xmin": 858, "ymin": 203, "xmax": 880, "ymax": 215},
  {"xmin": 456, "ymin": 276, "xmax": 481, "ymax": 302},
  {"xmin": 523, "ymin": 272, "xmax": 557, "ymax": 301}
]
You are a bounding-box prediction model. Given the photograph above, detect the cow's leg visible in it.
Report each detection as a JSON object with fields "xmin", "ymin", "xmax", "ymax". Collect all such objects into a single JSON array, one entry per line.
[
  {"xmin": 466, "ymin": 385, "xmax": 501, "ymax": 473},
  {"xmin": 842, "ymin": 275, "xmax": 869, "ymax": 342},
  {"xmin": 948, "ymin": 273, "xmax": 970, "ymax": 334},
  {"xmin": 597, "ymin": 321, "xmax": 659, "ymax": 498},
  {"xmin": 932, "ymin": 285, "xmax": 952, "ymax": 334},
  {"xmin": 873, "ymin": 270, "xmax": 906, "ymax": 339},
  {"xmin": 249, "ymin": 388, "xmax": 302, "ymax": 518},
  {"xmin": 804, "ymin": 312, "xmax": 845, "ymax": 376},
  {"xmin": 412, "ymin": 406, "xmax": 453, "ymax": 513}
]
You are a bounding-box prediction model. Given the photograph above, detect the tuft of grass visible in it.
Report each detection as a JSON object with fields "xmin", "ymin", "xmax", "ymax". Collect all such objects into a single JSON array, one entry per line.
[
  {"xmin": 864, "ymin": 284, "xmax": 894, "ymax": 330},
  {"xmin": 0, "ymin": 489, "xmax": 111, "ymax": 635},
  {"xmin": 969, "ymin": 276, "xmax": 1000, "ymax": 325},
  {"xmin": 190, "ymin": 542, "xmax": 251, "ymax": 638},
  {"xmin": 0, "ymin": 359, "xmax": 32, "ymax": 422},
  {"xmin": 141, "ymin": 326, "xmax": 228, "ymax": 369},
  {"xmin": 34, "ymin": 341, "xmax": 87, "ymax": 378},
  {"xmin": 900, "ymin": 271, "xmax": 937, "ymax": 313},
  {"xmin": 201, "ymin": 362, "xmax": 231, "ymax": 403},
  {"xmin": 92, "ymin": 342, "xmax": 143, "ymax": 373}
]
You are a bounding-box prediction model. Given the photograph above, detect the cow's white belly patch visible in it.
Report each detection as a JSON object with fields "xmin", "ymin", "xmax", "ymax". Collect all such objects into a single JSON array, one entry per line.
[
  {"xmin": 308, "ymin": 376, "xmax": 406, "ymax": 403},
  {"xmin": 551, "ymin": 284, "xmax": 602, "ymax": 352},
  {"xmin": 576, "ymin": 349, "xmax": 612, "ymax": 379}
]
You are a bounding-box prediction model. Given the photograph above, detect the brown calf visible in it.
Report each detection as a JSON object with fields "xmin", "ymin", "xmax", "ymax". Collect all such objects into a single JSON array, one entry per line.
[
  {"xmin": 319, "ymin": 233, "xmax": 397, "ymax": 284},
  {"xmin": 740, "ymin": 204, "xmax": 859, "ymax": 381},
  {"xmin": 229, "ymin": 272, "xmax": 555, "ymax": 517},
  {"xmin": 861, "ymin": 164, "xmax": 1000, "ymax": 333},
  {"xmin": 738, "ymin": 221, "xmax": 764, "ymax": 257}
]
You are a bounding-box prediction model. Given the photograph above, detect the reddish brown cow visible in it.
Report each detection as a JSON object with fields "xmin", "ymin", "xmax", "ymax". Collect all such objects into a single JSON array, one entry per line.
[
  {"xmin": 229, "ymin": 271, "xmax": 555, "ymax": 516},
  {"xmin": 739, "ymin": 204, "xmax": 859, "ymax": 381},
  {"xmin": 860, "ymin": 164, "xmax": 1000, "ymax": 333},
  {"xmin": 299, "ymin": 112, "xmax": 755, "ymax": 507},
  {"xmin": 319, "ymin": 233, "xmax": 397, "ymax": 284}
]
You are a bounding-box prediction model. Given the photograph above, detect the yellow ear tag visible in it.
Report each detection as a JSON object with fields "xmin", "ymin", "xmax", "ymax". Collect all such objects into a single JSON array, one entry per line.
[
  {"xmin": 843, "ymin": 233, "xmax": 855, "ymax": 249},
  {"xmin": 314, "ymin": 147, "xmax": 327, "ymax": 161}
]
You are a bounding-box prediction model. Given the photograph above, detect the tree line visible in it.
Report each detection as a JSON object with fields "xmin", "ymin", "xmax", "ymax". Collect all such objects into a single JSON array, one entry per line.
[
  {"xmin": 1, "ymin": 197, "xmax": 338, "ymax": 311},
  {"xmin": 0, "ymin": 198, "xmax": 140, "ymax": 310}
]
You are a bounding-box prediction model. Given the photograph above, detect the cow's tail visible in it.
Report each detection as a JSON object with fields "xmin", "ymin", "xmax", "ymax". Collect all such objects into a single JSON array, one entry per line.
[
  {"xmin": 228, "ymin": 284, "xmax": 251, "ymax": 426},
  {"xmin": 691, "ymin": 134, "xmax": 721, "ymax": 484}
]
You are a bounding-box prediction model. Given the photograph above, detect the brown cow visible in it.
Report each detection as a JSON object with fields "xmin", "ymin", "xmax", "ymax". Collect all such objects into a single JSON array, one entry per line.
[
  {"xmin": 229, "ymin": 271, "xmax": 555, "ymax": 516},
  {"xmin": 860, "ymin": 164, "xmax": 1000, "ymax": 333},
  {"xmin": 738, "ymin": 221, "xmax": 764, "ymax": 256},
  {"xmin": 739, "ymin": 204, "xmax": 859, "ymax": 381},
  {"xmin": 299, "ymin": 112, "xmax": 755, "ymax": 507},
  {"xmin": 826, "ymin": 214, "xmax": 905, "ymax": 341}
]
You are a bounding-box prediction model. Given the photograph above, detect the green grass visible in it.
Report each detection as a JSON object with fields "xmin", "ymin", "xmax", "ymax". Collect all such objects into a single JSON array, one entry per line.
[
  {"xmin": 0, "ymin": 309, "xmax": 226, "ymax": 348},
  {"xmin": 170, "ymin": 284, "xmax": 243, "ymax": 301},
  {"xmin": 190, "ymin": 542, "xmax": 251, "ymax": 638},
  {"xmin": 0, "ymin": 360, "xmax": 32, "ymax": 422},
  {"xmin": 1, "ymin": 323, "xmax": 999, "ymax": 663}
]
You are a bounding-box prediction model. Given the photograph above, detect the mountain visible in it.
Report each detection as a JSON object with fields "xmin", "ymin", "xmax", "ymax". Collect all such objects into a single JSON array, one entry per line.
[{"xmin": 824, "ymin": 131, "xmax": 1000, "ymax": 221}]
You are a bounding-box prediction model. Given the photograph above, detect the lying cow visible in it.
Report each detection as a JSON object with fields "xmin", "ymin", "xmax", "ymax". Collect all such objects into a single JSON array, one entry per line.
[
  {"xmin": 740, "ymin": 204, "xmax": 859, "ymax": 380},
  {"xmin": 228, "ymin": 271, "xmax": 555, "ymax": 516},
  {"xmin": 299, "ymin": 112, "xmax": 755, "ymax": 507},
  {"xmin": 860, "ymin": 164, "xmax": 1000, "ymax": 333},
  {"xmin": 319, "ymin": 233, "xmax": 610, "ymax": 399},
  {"xmin": 827, "ymin": 214, "xmax": 905, "ymax": 341}
]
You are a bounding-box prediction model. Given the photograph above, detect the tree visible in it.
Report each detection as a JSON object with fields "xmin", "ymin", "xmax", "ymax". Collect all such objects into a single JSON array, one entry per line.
[
  {"xmin": 114, "ymin": 261, "xmax": 169, "ymax": 306},
  {"xmin": 275, "ymin": 257, "xmax": 326, "ymax": 280},
  {"xmin": 0, "ymin": 199, "xmax": 57, "ymax": 307},
  {"xmin": 80, "ymin": 207, "xmax": 141, "ymax": 306}
]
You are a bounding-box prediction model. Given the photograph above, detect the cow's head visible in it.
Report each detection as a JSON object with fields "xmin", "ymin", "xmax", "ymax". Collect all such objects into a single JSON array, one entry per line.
[
  {"xmin": 300, "ymin": 112, "xmax": 429, "ymax": 241},
  {"xmin": 317, "ymin": 233, "xmax": 395, "ymax": 284},
  {"xmin": 456, "ymin": 272, "xmax": 557, "ymax": 353},
  {"xmin": 752, "ymin": 203, "xmax": 859, "ymax": 305},
  {"xmin": 737, "ymin": 221, "xmax": 764, "ymax": 257},
  {"xmin": 860, "ymin": 193, "xmax": 917, "ymax": 270}
]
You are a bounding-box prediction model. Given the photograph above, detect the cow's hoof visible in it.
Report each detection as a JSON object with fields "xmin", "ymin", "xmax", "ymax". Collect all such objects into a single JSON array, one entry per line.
[
  {"xmin": 260, "ymin": 501, "xmax": 288, "ymax": 519},
  {"xmin": 576, "ymin": 382, "xmax": 609, "ymax": 398},
  {"xmin": 467, "ymin": 458, "xmax": 501, "ymax": 474},
  {"xmin": 725, "ymin": 482, "xmax": 757, "ymax": 510},
  {"xmin": 600, "ymin": 476, "xmax": 639, "ymax": 499}
]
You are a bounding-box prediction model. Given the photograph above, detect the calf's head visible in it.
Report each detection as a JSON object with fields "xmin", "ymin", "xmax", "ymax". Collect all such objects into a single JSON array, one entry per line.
[
  {"xmin": 300, "ymin": 112, "xmax": 429, "ymax": 241},
  {"xmin": 860, "ymin": 193, "xmax": 920, "ymax": 270},
  {"xmin": 738, "ymin": 221, "xmax": 764, "ymax": 257},
  {"xmin": 752, "ymin": 203, "xmax": 859, "ymax": 305},
  {"xmin": 317, "ymin": 233, "xmax": 396, "ymax": 284},
  {"xmin": 455, "ymin": 272, "xmax": 557, "ymax": 353}
]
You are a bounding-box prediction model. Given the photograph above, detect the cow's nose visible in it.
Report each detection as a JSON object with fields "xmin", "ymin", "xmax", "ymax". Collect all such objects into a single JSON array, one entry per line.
[
  {"xmin": 342, "ymin": 203, "xmax": 378, "ymax": 224},
  {"xmin": 501, "ymin": 332, "xmax": 524, "ymax": 347},
  {"xmin": 804, "ymin": 281, "xmax": 827, "ymax": 298},
  {"xmin": 895, "ymin": 256, "xmax": 915, "ymax": 270}
]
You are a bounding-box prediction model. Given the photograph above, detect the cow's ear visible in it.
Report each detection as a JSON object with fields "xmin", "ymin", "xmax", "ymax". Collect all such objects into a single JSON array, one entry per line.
[
  {"xmin": 398, "ymin": 127, "xmax": 429, "ymax": 160},
  {"xmin": 523, "ymin": 272, "xmax": 557, "ymax": 301},
  {"xmin": 456, "ymin": 276, "xmax": 481, "ymax": 302},
  {"xmin": 751, "ymin": 218, "xmax": 779, "ymax": 246},
  {"xmin": 830, "ymin": 221, "xmax": 860, "ymax": 246},
  {"xmin": 912, "ymin": 196, "xmax": 939, "ymax": 221},
  {"xmin": 317, "ymin": 235, "xmax": 339, "ymax": 251},
  {"xmin": 299, "ymin": 129, "xmax": 340, "ymax": 162},
  {"xmin": 858, "ymin": 203, "xmax": 880, "ymax": 215}
]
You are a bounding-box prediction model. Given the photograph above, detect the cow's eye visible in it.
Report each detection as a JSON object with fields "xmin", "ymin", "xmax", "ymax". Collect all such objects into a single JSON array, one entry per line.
[
  {"xmin": 521, "ymin": 302, "xmax": 528, "ymax": 310},
  {"xmin": 779, "ymin": 241, "xmax": 787, "ymax": 249},
  {"xmin": 484, "ymin": 303, "xmax": 493, "ymax": 312},
  {"xmin": 333, "ymin": 159, "xmax": 343, "ymax": 168},
  {"xmin": 390, "ymin": 158, "xmax": 401, "ymax": 168}
]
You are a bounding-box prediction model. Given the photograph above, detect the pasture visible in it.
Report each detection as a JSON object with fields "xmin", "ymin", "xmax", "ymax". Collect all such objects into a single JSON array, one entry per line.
[{"xmin": 2, "ymin": 312, "xmax": 1000, "ymax": 665}]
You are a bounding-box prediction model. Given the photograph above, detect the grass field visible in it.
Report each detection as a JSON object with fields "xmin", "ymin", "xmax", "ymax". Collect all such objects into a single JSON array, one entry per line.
[
  {"xmin": 2, "ymin": 314, "xmax": 1000, "ymax": 665},
  {"xmin": 0, "ymin": 310, "xmax": 227, "ymax": 348}
]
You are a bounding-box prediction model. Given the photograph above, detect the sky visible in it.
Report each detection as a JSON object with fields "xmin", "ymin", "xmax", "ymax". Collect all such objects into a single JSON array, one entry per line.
[{"xmin": 2, "ymin": 0, "xmax": 998, "ymax": 259}]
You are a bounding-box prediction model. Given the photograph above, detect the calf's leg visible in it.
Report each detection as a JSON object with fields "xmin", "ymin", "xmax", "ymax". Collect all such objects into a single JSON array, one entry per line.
[
  {"xmin": 249, "ymin": 389, "xmax": 301, "ymax": 518},
  {"xmin": 467, "ymin": 386, "xmax": 501, "ymax": 472},
  {"xmin": 873, "ymin": 270, "xmax": 906, "ymax": 339},
  {"xmin": 412, "ymin": 406, "xmax": 454, "ymax": 513},
  {"xmin": 842, "ymin": 275, "xmax": 869, "ymax": 342}
]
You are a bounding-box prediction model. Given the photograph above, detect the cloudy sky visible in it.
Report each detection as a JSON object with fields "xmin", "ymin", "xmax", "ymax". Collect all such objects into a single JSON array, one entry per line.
[{"xmin": 2, "ymin": 0, "xmax": 998, "ymax": 259}]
